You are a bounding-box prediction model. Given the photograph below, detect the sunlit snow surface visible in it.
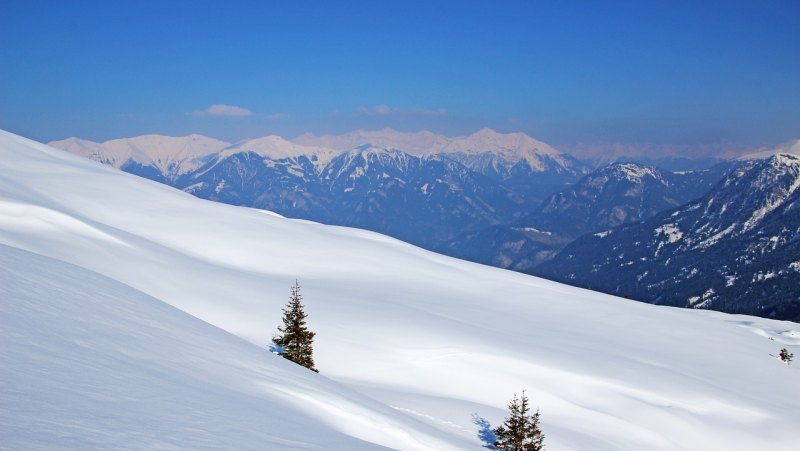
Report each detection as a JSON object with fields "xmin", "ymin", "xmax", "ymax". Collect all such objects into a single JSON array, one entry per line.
[{"xmin": 1, "ymin": 130, "xmax": 799, "ymax": 450}]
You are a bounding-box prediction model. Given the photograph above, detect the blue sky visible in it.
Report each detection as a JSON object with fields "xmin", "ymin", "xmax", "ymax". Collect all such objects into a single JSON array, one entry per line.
[{"xmin": 1, "ymin": 0, "xmax": 798, "ymax": 152}]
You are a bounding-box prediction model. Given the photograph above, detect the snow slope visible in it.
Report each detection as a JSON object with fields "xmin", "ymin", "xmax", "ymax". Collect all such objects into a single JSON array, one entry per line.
[
  {"xmin": 2, "ymin": 129, "xmax": 800, "ymax": 450},
  {"xmin": 0, "ymin": 245, "xmax": 466, "ymax": 450}
]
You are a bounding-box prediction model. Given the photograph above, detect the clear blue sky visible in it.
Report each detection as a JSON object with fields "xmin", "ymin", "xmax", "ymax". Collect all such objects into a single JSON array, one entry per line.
[{"xmin": 1, "ymin": 0, "xmax": 798, "ymax": 150}]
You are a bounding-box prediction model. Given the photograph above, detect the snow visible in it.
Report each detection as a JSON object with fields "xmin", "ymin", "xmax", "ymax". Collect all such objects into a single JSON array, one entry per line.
[
  {"xmin": 521, "ymin": 227, "xmax": 552, "ymax": 236},
  {"xmin": 613, "ymin": 163, "xmax": 659, "ymax": 182},
  {"xmin": 655, "ymin": 223, "xmax": 683, "ymax": 243},
  {"xmin": 50, "ymin": 134, "xmax": 230, "ymax": 177},
  {"xmin": 293, "ymin": 128, "xmax": 451, "ymax": 156},
  {"xmin": 697, "ymin": 222, "xmax": 738, "ymax": 249},
  {"xmin": 440, "ymin": 128, "xmax": 568, "ymax": 172},
  {"xmin": 0, "ymin": 245, "xmax": 460, "ymax": 450},
  {"xmin": 292, "ymin": 127, "xmax": 563, "ymax": 160},
  {"xmin": 2, "ymin": 129, "xmax": 800, "ymax": 450},
  {"xmin": 214, "ymin": 179, "xmax": 226, "ymax": 193},
  {"xmin": 742, "ymin": 157, "xmax": 800, "ymax": 232},
  {"xmin": 654, "ymin": 223, "xmax": 683, "ymax": 255},
  {"xmin": 739, "ymin": 139, "xmax": 800, "ymax": 160},
  {"xmin": 222, "ymin": 135, "xmax": 339, "ymax": 169}
]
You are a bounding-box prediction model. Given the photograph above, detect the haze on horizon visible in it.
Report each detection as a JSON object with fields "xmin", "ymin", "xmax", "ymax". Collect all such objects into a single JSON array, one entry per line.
[{"xmin": 1, "ymin": 1, "xmax": 798, "ymax": 157}]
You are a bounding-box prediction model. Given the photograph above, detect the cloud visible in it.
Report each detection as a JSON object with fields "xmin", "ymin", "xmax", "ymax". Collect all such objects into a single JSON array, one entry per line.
[
  {"xmin": 356, "ymin": 104, "xmax": 447, "ymax": 117},
  {"xmin": 191, "ymin": 104, "xmax": 252, "ymax": 118},
  {"xmin": 265, "ymin": 113, "xmax": 289, "ymax": 120}
]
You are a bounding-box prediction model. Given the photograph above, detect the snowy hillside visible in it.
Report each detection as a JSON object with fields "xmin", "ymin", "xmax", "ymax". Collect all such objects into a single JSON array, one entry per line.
[
  {"xmin": 0, "ymin": 245, "xmax": 465, "ymax": 450},
  {"xmin": 3, "ymin": 129, "xmax": 800, "ymax": 450}
]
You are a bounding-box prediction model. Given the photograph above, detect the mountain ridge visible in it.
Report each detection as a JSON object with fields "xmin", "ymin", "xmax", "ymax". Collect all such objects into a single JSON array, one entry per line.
[{"xmin": 538, "ymin": 154, "xmax": 800, "ymax": 319}]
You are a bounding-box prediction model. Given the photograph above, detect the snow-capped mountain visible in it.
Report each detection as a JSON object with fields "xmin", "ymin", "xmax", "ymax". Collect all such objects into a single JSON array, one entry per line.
[
  {"xmin": 538, "ymin": 154, "xmax": 800, "ymax": 320},
  {"xmin": 739, "ymin": 138, "xmax": 800, "ymax": 160},
  {"xmin": 51, "ymin": 130, "xmax": 584, "ymax": 251},
  {"xmin": 294, "ymin": 128, "xmax": 452, "ymax": 155},
  {"xmin": 295, "ymin": 127, "xmax": 590, "ymax": 189},
  {"xmin": 174, "ymin": 144, "xmax": 525, "ymax": 248},
  {"xmin": 444, "ymin": 162, "xmax": 735, "ymax": 272},
  {"xmin": 7, "ymin": 129, "xmax": 800, "ymax": 450},
  {"xmin": 223, "ymin": 135, "xmax": 338, "ymax": 167},
  {"xmin": 440, "ymin": 127, "xmax": 579, "ymax": 175},
  {"xmin": 50, "ymin": 134, "xmax": 231, "ymax": 180}
]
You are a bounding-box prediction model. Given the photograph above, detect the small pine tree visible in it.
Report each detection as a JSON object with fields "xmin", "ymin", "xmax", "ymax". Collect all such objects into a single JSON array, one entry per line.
[
  {"xmin": 272, "ymin": 280, "xmax": 318, "ymax": 372},
  {"xmin": 494, "ymin": 391, "xmax": 545, "ymax": 451},
  {"xmin": 779, "ymin": 348, "xmax": 793, "ymax": 364}
]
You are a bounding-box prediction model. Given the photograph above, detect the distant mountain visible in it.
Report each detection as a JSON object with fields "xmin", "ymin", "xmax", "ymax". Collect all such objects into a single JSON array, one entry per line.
[
  {"xmin": 442, "ymin": 225, "xmax": 569, "ymax": 271},
  {"xmin": 293, "ymin": 128, "xmax": 450, "ymax": 155},
  {"xmin": 445, "ymin": 162, "xmax": 735, "ymax": 271},
  {"xmin": 537, "ymin": 154, "xmax": 800, "ymax": 320},
  {"xmin": 175, "ymin": 144, "xmax": 526, "ymax": 248},
  {"xmin": 296, "ymin": 127, "xmax": 590, "ymax": 206},
  {"xmin": 563, "ymin": 142, "xmax": 750, "ymax": 171},
  {"xmin": 51, "ymin": 129, "xmax": 586, "ymax": 250},
  {"xmin": 440, "ymin": 129, "xmax": 589, "ymax": 205},
  {"xmin": 49, "ymin": 134, "xmax": 230, "ymax": 181},
  {"xmin": 739, "ymin": 139, "xmax": 800, "ymax": 160},
  {"xmin": 523, "ymin": 162, "xmax": 736, "ymax": 239},
  {"xmin": 611, "ymin": 155, "xmax": 726, "ymax": 172}
]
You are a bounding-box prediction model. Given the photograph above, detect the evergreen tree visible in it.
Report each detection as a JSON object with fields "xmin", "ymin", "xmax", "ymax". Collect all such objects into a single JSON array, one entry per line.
[
  {"xmin": 494, "ymin": 391, "xmax": 545, "ymax": 451},
  {"xmin": 272, "ymin": 280, "xmax": 318, "ymax": 372},
  {"xmin": 779, "ymin": 348, "xmax": 793, "ymax": 364}
]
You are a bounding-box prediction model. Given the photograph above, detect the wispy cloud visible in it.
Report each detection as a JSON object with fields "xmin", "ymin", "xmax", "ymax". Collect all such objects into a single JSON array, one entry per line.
[
  {"xmin": 265, "ymin": 112, "xmax": 289, "ymax": 120},
  {"xmin": 191, "ymin": 104, "xmax": 252, "ymax": 118},
  {"xmin": 356, "ymin": 104, "xmax": 447, "ymax": 117}
]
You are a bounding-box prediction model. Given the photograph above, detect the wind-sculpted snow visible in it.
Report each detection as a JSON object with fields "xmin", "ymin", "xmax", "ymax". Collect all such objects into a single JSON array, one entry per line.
[{"xmin": 3, "ymin": 130, "xmax": 800, "ymax": 450}]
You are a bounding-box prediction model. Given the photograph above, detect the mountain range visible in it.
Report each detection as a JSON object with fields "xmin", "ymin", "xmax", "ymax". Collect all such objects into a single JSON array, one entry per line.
[
  {"xmin": 50, "ymin": 129, "xmax": 590, "ymax": 249},
  {"xmin": 538, "ymin": 154, "xmax": 800, "ymax": 320},
  {"xmin": 445, "ymin": 161, "xmax": 738, "ymax": 271}
]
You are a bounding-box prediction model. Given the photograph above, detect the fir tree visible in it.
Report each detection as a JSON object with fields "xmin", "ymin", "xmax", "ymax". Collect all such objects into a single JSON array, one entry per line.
[
  {"xmin": 779, "ymin": 348, "xmax": 793, "ymax": 364},
  {"xmin": 272, "ymin": 280, "xmax": 318, "ymax": 372},
  {"xmin": 494, "ymin": 391, "xmax": 545, "ymax": 451}
]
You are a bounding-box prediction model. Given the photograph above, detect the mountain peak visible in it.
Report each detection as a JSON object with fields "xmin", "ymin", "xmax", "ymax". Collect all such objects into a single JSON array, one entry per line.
[
  {"xmin": 293, "ymin": 129, "xmax": 451, "ymax": 155},
  {"xmin": 442, "ymin": 128, "xmax": 560, "ymax": 157},
  {"xmin": 223, "ymin": 135, "xmax": 337, "ymax": 164},
  {"xmin": 605, "ymin": 162, "xmax": 661, "ymax": 182},
  {"xmin": 48, "ymin": 134, "xmax": 230, "ymax": 176}
]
